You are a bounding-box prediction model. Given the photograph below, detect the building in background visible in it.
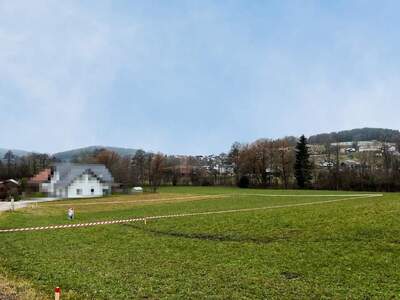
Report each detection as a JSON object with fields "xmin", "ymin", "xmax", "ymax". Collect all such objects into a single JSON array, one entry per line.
[
  {"xmin": 37, "ymin": 163, "xmax": 114, "ymax": 198},
  {"xmin": 0, "ymin": 179, "xmax": 20, "ymax": 200},
  {"xmin": 28, "ymin": 168, "xmax": 52, "ymax": 192}
]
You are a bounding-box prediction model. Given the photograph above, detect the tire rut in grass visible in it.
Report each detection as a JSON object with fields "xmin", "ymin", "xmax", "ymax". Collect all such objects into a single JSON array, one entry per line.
[{"xmin": 281, "ymin": 271, "xmax": 302, "ymax": 280}]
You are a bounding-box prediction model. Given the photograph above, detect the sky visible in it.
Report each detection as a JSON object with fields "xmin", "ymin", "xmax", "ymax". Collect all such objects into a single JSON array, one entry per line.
[{"xmin": 1, "ymin": 0, "xmax": 400, "ymax": 155}]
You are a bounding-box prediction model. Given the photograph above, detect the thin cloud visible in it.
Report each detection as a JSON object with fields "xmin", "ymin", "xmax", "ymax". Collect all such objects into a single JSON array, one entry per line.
[{"xmin": 0, "ymin": 1, "xmax": 399, "ymax": 155}]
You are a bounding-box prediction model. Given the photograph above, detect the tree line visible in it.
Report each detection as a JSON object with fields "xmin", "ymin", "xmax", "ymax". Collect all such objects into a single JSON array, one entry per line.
[
  {"xmin": 1, "ymin": 134, "xmax": 400, "ymax": 192},
  {"xmin": 228, "ymin": 135, "xmax": 400, "ymax": 191},
  {"xmin": 308, "ymin": 128, "xmax": 400, "ymax": 145},
  {"xmin": 0, "ymin": 151, "xmax": 51, "ymax": 181}
]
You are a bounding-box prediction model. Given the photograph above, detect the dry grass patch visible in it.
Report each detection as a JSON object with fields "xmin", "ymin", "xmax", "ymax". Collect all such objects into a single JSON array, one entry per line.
[{"xmin": 0, "ymin": 270, "xmax": 47, "ymax": 300}]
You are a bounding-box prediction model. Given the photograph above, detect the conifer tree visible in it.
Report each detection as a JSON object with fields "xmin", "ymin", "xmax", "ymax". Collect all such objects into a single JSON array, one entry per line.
[{"xmin": 294, "ymin": 135, "xmax": 313, "ymax": 188}]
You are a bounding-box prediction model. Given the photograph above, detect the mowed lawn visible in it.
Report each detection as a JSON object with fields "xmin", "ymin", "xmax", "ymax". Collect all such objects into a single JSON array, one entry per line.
[{"xmin": 0, "ymin": 187, "xmax": 399, "ymax": 299}]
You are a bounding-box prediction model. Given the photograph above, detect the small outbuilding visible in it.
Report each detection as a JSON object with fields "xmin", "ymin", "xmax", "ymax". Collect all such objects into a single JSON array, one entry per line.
[{"xmin": 0, "ymin": 179, "xmax": 20, "ymax": 201}]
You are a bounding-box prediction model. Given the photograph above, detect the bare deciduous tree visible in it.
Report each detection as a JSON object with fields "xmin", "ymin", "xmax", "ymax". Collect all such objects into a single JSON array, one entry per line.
[{"xmin": 149, "ymin": 153, "xmax": 165, "ymax": 192}]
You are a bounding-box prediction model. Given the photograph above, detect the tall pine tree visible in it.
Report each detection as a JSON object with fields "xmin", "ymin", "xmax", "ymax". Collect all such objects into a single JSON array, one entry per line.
[{"xmin": 294, "ymin": 135, "xmax": 313, "ymax": 188}]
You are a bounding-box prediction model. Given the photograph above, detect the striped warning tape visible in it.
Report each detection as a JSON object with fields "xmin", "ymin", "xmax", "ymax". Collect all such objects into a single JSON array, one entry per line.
[
  {"xmin": 236, "ymin": 193, "xmax": 382, "ymax": 197},
  {"xmin": 0, "ymin": 194, "xmax": 382, "ymax": 233}
]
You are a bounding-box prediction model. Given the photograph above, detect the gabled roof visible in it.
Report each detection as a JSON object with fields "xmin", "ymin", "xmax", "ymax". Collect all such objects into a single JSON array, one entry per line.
[
  {"xmin": 29, "ymin": 168, "xmax": 51, "ymax": 184},
  {"xmin": 53, "ymin": 163, "xmax": 114, "ymax": 189},
  {"xmin": 0, "ymin": 179, "xmax": 20, "ymax": 186}
]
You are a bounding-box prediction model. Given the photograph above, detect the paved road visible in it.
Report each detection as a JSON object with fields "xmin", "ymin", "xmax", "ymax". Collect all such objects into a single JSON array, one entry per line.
[
  {"xmin": 0, "ymin": 197, "xmax": 59, "ymax": 212},
  {"xmin": 0, "ymin": 201, "xmax": 27, "ymax": 212}
]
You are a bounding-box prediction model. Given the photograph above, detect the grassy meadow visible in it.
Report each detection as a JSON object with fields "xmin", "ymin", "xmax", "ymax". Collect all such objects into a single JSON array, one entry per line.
[{"xmin": 0, "ymin": 187, "xmax": 399, "ymax": 299}]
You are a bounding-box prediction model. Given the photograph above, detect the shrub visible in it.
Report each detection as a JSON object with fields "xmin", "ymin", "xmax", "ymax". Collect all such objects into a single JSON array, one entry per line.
[{"xmin": 238, "ymin": 176, "xmax": 250, "ymax": 188}]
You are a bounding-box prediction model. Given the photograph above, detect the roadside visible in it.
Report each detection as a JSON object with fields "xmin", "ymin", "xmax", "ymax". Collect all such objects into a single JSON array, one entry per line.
[{"xmin": 0, "ymin": 198, "xmax": 59, "ymax": 212}]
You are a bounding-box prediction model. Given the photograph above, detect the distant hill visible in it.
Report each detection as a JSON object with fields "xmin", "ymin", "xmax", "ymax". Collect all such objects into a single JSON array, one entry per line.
[
  {"xmin": 3, "ymin": 128, "xmax": 400, "ymax": 160},
  {"xmin": 53, "ymin": 146, "xmax": 139, "ymax": 161},
  {"xmin": 309, "ymin": 128, "xmax": 400, "ymax": 144},
  {"xmin": 0, "ymin": 148, "xmax": 32, "ymax": 158}
]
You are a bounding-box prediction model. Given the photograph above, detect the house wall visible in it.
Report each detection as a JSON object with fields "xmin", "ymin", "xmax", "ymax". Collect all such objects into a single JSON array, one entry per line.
[
  {"xmin": 0, "ymin": 184, "xmax": 8, "ymax": 200},
  {"xmin": 40, "ymin": 183, "xmax": 51, "ymax": 193},
  {"xmin": 0, "ymin": 183, "xmax": 19, "ymax": 200},
  {"xmin": 66, "ymin": 173, "xmax": 110, "ymax": 198},
  {"xmin": 41, "ymin": 171, "xmax": 59, "ymax": 194},
  {"xmin": 55, "ymin": 187, "xmax": 67, "ymax": 198},
  {"xmin": 49, "ymin": 171, "xmax": 60, "ymax": 193}
]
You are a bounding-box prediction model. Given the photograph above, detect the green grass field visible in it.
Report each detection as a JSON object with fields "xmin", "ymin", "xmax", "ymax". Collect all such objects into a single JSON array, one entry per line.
[{"xmin": 0, "ymin": 187, "xmax": 399, "ymax": 299}]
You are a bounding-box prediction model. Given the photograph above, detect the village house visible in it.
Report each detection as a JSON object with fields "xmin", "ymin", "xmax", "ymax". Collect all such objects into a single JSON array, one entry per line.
[
  {"xmin": 358, "ymin": 141, "xmax": 382, "ymax": 152},
  {"xmin": 28, "ymin": 168, "xmax": 52, "ymax": 192},
  {"xmin": 0, "ymin": 179, "xmax": 20, "ymax": 200},
  {"xmin": 35, "ymin": 163, "xmax": 114, "ymax": 198}
]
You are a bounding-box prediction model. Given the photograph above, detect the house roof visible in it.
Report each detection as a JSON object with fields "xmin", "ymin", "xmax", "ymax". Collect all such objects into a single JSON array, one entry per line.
[
  {"xmin": 53, "ymin": 163, "xmax": 114, "ymax": 190},
  {"xmin": 0, "ymin": 179, "xmax": 20, "ymax": 186},
  {"xmin": 29, "ymin": 168, "xmax": 51, "ymax": 183}
]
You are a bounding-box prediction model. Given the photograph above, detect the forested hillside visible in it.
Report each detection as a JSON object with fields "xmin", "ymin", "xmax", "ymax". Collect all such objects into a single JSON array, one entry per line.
[
  {"xmin": 309, "ymin": 128, "xmax": 400, "ymax": 144},
  {"xmin": 53, "ymin": 146, "xmax": 138, "ymax": 161}
]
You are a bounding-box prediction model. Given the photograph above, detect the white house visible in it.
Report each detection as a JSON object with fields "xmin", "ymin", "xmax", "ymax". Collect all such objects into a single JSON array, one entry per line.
[
  {"xmin": 41, "ymin": 163, "xmax": 114, "ymax": 198},
  {"xmin": 358, "ymin": 141, "xmax": 382, "ymax": 152}
]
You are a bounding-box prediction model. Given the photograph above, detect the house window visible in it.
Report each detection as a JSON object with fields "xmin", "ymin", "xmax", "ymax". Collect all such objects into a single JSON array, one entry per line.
[
  {"xmin": 76, "ymin": 189, "xmax": 82, "ymax": 195},
  {"xmin": 91, "ymin": 188, "xmax": 94, "ymax": 195}
]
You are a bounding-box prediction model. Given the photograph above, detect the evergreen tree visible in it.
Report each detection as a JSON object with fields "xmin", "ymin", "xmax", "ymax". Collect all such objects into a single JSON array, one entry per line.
[
  {"xmin": 3, "ymin": 151, "xmax": 16, "ymax": 178},
  {"xmin": 294, "ymin": 135, "xmax": 313, "ymax": 188},
  {"xmin": 228, "ymin": 142, "xmax": 241, "ymax": 184}
]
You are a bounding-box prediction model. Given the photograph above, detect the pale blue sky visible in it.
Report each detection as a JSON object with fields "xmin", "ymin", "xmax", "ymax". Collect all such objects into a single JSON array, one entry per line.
[{"xmin": 1, "ymin": 0, "xmax": 399, "ymax": 155}]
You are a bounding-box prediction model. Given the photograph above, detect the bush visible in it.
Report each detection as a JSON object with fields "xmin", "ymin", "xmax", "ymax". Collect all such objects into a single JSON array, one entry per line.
[
  {"xmin": 201, "ymin": 179, "xmax": 213, "ymax": 186},
  {"xmin": 238, "ymin": 176, "xmax": 250, "ymax": 188},
  {"xmin": 8, "ymin": 191, "xmax": 21, "ymax": 201},
  {"xmin": 27, "ymin": 192, "xmax": 47, "ymax": 198}
]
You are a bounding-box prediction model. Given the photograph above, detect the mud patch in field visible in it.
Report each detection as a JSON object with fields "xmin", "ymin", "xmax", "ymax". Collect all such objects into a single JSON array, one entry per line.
[{"xmin": 281, "ymin": 271, "xmax": 302, "ymax": 280}]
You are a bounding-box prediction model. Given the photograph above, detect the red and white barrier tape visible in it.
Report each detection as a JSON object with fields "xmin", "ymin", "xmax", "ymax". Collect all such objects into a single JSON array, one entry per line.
[{"xmin": 0, "ymin": 194, "xmax": 382, "ymax": 233}]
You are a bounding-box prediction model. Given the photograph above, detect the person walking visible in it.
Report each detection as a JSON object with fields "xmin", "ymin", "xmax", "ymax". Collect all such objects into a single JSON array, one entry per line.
[{"xmin": 67, "ymin": 207, "xmax": 75, "ymax": 220}]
